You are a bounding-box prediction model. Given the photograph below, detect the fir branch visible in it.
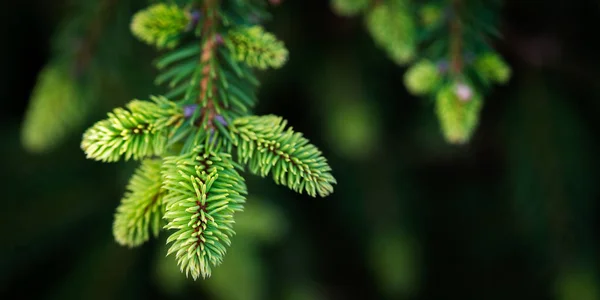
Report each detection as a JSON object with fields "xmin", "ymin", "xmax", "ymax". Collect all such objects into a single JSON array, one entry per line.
[
  {"xmin": 81, "ymin": 96, "xmax": 183, "ymax": 162},
  {"xmin": 81, "ymin": 0, "xmax": 336, "ymax": 280},
  {"xmin": 474, "ymin": 52, "xmax": 511, "ymax": 85},
  {"xmin": 366, "ymin": 1, "xmax": 416, "ymax": 65},
  {"xmin": 131, "ymin": 3, "xmax": 191, "ymax": 49},
  {"xmin": 331, "ymin": 0, "xmax": 511, "ymax": 144},
  {"xmin": 162, "ymin": 147, "xmax": 246, "ymax": 279},
  {"xmin": 113, "ymin": 159, "xmax": 166, "ymax": 247},
  {"xmin": 435, "ymin": 82, "xmax": 482, "ymax": 144},
  {"xmin": 21, "ymin": 63, "xmax": 84, "ymax": 153},
  {"xmin": 225, "ymin": 25, "xmax": 288, "ymax": 70},
  {"xmin": 21, "ymin": 0, "xmax": 120, "ymax": 153},
  {"xmin": 229, "ymin": 115, "xmax": 336, "ymax": 197},
  {"xmin": 404, "ymin": 60, "xmax": 441, "ymax": 96}
]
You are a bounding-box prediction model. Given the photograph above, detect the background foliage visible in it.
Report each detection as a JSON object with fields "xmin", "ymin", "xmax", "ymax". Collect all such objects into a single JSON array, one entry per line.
[{"xmin": 2, "ymin": 0, "xmax": 600, "ymax": 299}]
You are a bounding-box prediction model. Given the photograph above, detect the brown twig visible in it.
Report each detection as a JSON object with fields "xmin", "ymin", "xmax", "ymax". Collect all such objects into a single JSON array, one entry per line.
[
  {"xmin": 449, "ymin": 0, "xmax": 463, "ymax": 76},
  {"xmin": 197, "ymin": 0, "xmax": 220, "ymax": 130}
]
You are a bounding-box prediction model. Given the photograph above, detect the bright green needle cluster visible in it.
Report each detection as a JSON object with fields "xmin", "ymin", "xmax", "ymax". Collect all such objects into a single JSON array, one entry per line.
[
  {"xmin": 21, "ymin": 63, "xmax": 83, "ymax": 153},
  {"xmin": 419, "ymin": 4, "xmax": 443, "ymax": 27},
  {"xmin": 435, "ymin": 83, "xmax": 483, "ymax": 144},
  {"xmin": 131, "ymin": 3, "xmax": 190, "ymax": 49},
  {"xmin": 404, "ymin": 60, "xmax": 441, "ymax": 96},
  {"xmin": 226, "ymin": 26, "xmax": 289, "ymax": 70},
  {"xmin": 113, "ymin": 159, "xmax": 165, "ymax": 247},
  {"xmin": 162, "ymin": 147, "xmax": 246, "ymax": 279},
  {"xmin": 475, "ymin": 52, "xmax": 512, "ymax": 85},
  {"xmin": 366, "ymin": 1, "xmax": 416, "ymax": 65},
  {"xmin": 331, "ymin": 0, "xmax": 369, "ymax": 16},
  {"xmin": 229, "ymin": 115, "xmax": 336, "ymax": 197},
  {"xmin": 81, "ymin": 96, "xmax": 182, "ymax": 162}
]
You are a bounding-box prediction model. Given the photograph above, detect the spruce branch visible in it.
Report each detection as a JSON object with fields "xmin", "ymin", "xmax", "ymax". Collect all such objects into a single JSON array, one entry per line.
[
  {"xmin": 366, "ymin": 0, "xmax": 416, "ymax": 65},
  {"xmin": 225, "ymin": 25, "xmax": 289, "ymax": 70},
  {"xmin": 81, "ymin": 0, "xmax": 335, "ymax": 280},
  {"xmin": 21, "ymin": 63, "xmax": 84, "ymax": 153},
  {"xmin": 474, "ymin": 52, "xmax": 511, "ymax": 85},
  {"xmin": 435, "ymin": 82, "xmax": 482, "ymax": 144},
  {"xmin": 229, "ymin": 115, "xmax": 336, "ymax": 197},
  {"xmin": 162, "ymin": 147, "xmax": 246, "ymax": 279},
  {"xmin": 113, "ymin": 159, "xmax": 166, "ymax": 247},
  {"xmin": 331, "ymin": 0, "xmax": 512, "ymax": 144},
  {"xmin": 131, "ymin": 3, "xmax": 191, "ymax": 49},
  {"xmin": 81, "ymin": 96, "xmax": 183, "ymax": 162},
  {"xmin": 21, "ymin": 0, "xmax": 120, "ymax": 153},
  {"xmin": 404, "ymin": 60, "xmax": 441, "ymax": 96}
]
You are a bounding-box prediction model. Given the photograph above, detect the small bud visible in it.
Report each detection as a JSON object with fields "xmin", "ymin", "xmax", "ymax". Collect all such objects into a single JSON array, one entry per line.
[
  {"xmin": 455, "ymin": 83, "xmax": 472, "ymax": 102},
  {"xmin": 214, "ymin": 34, "xmax": 224, "ymax": 45},
  {"xmin": 184, "ymin": 104, "xmax": 198, "ymax": 118},
  {"xmin": 437, "ymin": 59, "xmax": 449, "ymax": 73},
  {"xmin": 215, "ymin": 115, "xmax": 227, "ymax": 126},
  {"xmin": 186, "ymin": 10, "xmax": 201, "ymax": 32}
]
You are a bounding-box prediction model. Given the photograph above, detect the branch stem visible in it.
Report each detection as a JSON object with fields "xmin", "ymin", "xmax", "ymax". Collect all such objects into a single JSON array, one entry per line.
[
  {"xmin": 198, "ymin": 0, "xmax": 220, "ymax": 130},
  {"xmin": 450, "ymin": 0, "xmax": 463, "ymax": 76}
]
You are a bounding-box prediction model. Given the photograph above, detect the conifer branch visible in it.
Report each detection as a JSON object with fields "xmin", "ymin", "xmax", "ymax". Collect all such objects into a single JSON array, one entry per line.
[
  {"xmin": 81, "ymin": 0, "xmax": 335, "ymax": 280},
  {"xmin": 435, "ymin": 83, "xmax": 482, "ymax": 144},
  {"xmin": 162, "ymin": 147, "xmax": 246, "ymax": 279},
  {"xmin": 113, "ymin": 159, "xmax": 166, "ymax": 247},
  {"xmin": 81, "ymin": 96, "xmax": 183, "ymax": 162},
  {"xmin": 131, "ymin": 3, "xmax": 190, "ymax": 49},
  {"xmin": 229, "ymin": 115, "xmax": 336, "ymax": 197},
  {"xmin": 21, "ymin": 0, "xmax": 120, "ymax": 153},
  {"xmin": 333, "ymin": 0, "xmax": 511, "ymax": 144},
  {"xmin": 21, "ymin": 64, "xmax": 83, "ymax": 153},
  {"xmin": 366, "ymin": 0, "xmax": 416, "ymax": 65},
  {"xmin": 226, "ymin": 26, "xmax": 288, "ymax": 70}
]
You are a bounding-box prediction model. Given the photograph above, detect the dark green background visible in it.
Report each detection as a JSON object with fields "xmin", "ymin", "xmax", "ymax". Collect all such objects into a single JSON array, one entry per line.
[{"xmin": 2, "ymin": 0, "xmax": 600, "ymax": 299}]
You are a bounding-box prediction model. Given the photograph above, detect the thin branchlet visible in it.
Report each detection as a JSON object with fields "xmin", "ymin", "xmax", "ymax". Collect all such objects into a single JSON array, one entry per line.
[
  {"xmin": 230, "ymin": 115, "xmax": 336, "ymax": 197},
  {"xmin": 113, "ymin": 159, "xmax": 166, "ymax": 247}
]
